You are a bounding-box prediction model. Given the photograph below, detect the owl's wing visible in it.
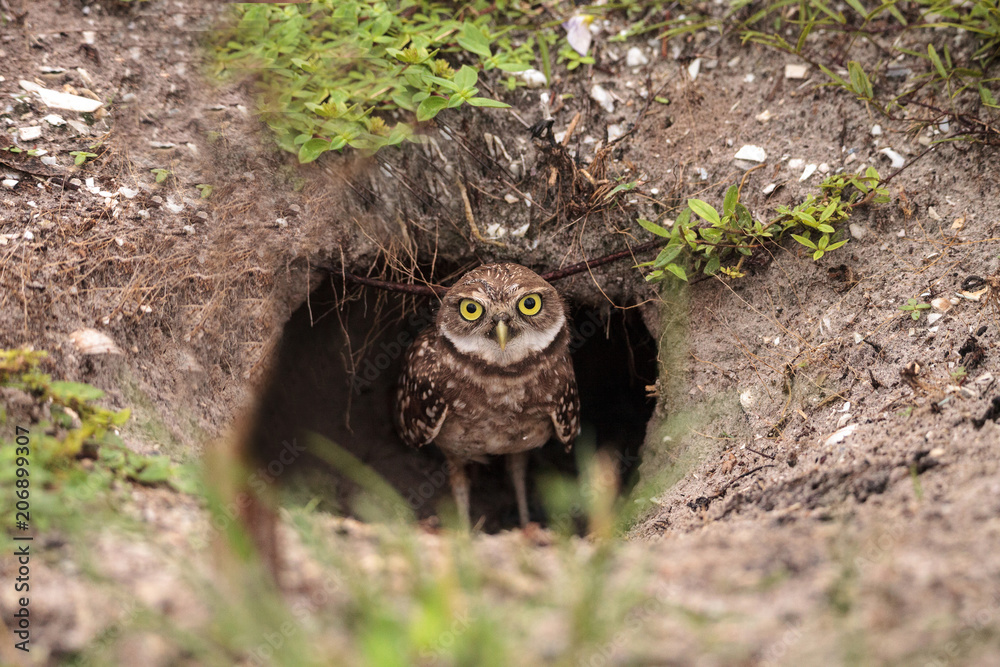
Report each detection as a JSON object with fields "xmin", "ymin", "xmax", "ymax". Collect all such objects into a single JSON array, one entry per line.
[
  {"xmin": 550, "ymin": 363, "xmax": 580, "ymax": 452},
  {"xmin": 394, "ymin": 334, "xmax": 449, "ymax": 448}
]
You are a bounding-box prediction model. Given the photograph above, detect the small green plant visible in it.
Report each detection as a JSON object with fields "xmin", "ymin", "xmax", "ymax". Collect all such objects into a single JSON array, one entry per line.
[
  {"xmin": 3, "ymin": 146, "xmax": 43, "ymax": 157},
  {"xmin": 70, "ymin": 150, "xmax": 98, "ymax": 166},
  {"xmin": 151, "ymin": 168, "xmax": 171, "ymax": 183},
  {"xmin": 195, "ymin": 183, "xmax": 213, "ymax": 199},
  {"xmin": 899, "ymin": 298, "xmax": 932, "ymax": 320},
  {"xmin": 950, "ymin": 366, "xmax": 968, "ymax": 382},
  {"xmin": 558, "ymin": 44, "xmax": 595, "ymax": 70},
  {"xmin": 660, "ymin": 0, "xmax": 1000, "ymax": 143},
  {"xmin": 213, "ymin": 1, "xmax": 532, "ymax": 162},
  {"xmin": 0, "ymin": 349, "xmax": 196, "ymax": 540},
  {"xmin": 638, "ymin": 168, "xmax": 888, "ymax": 282}
]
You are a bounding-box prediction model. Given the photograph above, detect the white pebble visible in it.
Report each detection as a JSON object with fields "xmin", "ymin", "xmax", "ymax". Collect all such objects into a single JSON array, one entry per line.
[
  {"xmin": 42, "ymin": 114, "xmax": 67, "ymax": 126},
  {"xmin": 734, "ymin": 145, "xmax": 767, "ymax": 162},
  {"xmin": 18, "ymin": 126, "xmax": 42, "ymax": 141},
  {"xmin": 784, "ymin": 63, "xmax": 808, "ymax": 79},
  {"xmin": 788, "ymin": 158, "xmax": 804, "ymax": 170},
  {"xmin": 762, "ymin": 183, "xmax": 777, "ymax": 195},
  {"xmin": 871, "ymin": 124, "xmax": 882, "ymax": 136},
  {"xmin": 607, "ymin": 124, "xmax": 625, "ymax": 142},
  {"xmin": 799, "ymin": 163, "xmax": 817, "ymax": 181},
  {"xmin": 590, "ymin": 85, "xmax": 615, "ymax": 113},
  {"xmin": 2, "ymin": 179, "xmax": 18, "ymax": 189},
  {"xmin": 927, "ymin": 313, "xmax": 943, "ymax": 325},
  {"xmin": 626, "ymin": 47, "xmax": 649, "ymax": 67},
  {"xmin": 504, "ymin": 193, "xmax": 519, "ymax": 204},
  {"xmin": 879, "ymin": 147, "xmax": 905, "ymax": 169},
  {"xmin": 849, "ymin": 223, "xmax": 866, "ymax": 240},
  {"xmin": 516, "ymin": 69, "xmax": 547, "ymax": 89},
  {"xmin": 755, "ymin": 109, "xmax": 772, "ymax": 123},
  {"xmin": 687, "ymin": 58, "xmax": 701, "ymax": 80}
]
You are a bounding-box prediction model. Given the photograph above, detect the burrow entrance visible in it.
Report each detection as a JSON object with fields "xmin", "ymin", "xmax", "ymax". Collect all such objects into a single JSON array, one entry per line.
[{"xmin": 246, "ymin": 272, "xmax": 657, "ymax": 531}]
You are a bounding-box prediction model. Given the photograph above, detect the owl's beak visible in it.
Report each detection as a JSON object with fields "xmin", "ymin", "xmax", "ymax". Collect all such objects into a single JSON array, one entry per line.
[{"xmin": 494, "ymin": 320, "xmax": 510, "ymax": 350}]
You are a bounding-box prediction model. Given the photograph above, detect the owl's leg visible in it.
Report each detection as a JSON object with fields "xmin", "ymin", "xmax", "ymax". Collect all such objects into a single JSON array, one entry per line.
[
  {"xmin": 446, "ymin": 455, "xmax": 471, "ymax": 529},
  {"xmin": 507, "ymin": 451, "xmax": 530, "ymax": 527}
]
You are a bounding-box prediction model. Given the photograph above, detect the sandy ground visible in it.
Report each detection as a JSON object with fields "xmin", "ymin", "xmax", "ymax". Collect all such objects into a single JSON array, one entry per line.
[{"xmin": 1, "ymin": 0, "xmax": 999, "ymax": 665}]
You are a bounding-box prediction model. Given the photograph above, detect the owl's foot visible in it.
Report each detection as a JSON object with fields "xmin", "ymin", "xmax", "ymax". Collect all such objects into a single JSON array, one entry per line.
[{"xmin": 507, "ymin": 451, "xmax": 530, "ymax": 527}]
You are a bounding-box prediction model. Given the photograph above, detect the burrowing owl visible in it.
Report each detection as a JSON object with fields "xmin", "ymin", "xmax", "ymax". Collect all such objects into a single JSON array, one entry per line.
[{"xmin": 395, "ymin": 263, "xmax": 579, "ymax": 527}]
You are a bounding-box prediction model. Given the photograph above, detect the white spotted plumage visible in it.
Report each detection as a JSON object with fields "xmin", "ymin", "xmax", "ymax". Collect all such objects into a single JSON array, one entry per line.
[{"xmin": 393, "ymin": 263, "xmax": 580, "ymax": 526}]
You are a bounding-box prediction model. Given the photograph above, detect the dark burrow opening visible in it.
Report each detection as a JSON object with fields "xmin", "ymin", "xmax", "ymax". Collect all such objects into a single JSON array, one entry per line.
[{"xmin": 246, "ymin": 272, "xmax": 657, "ymax": 532}]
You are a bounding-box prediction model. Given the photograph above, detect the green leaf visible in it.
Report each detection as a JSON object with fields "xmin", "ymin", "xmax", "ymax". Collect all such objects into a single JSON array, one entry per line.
[
  {"xmin": 979, "ymin": 84, "xmax": 999, "ymax": 108},
  {"xmin": 848, "ymin": 61, "xmax": 873, "ymax": 99},
  {"xmin": 465, "ymin": 97, "xmax": 510, "ymax": 108},
  {"xmin": 453, "ymin": 65, "xmax": 478, "ymax": 90},
  {"xmin": 818, "ymin": 63, "xmax": 849, "ymax": 89},
  {"xmin": 653, "ymin": 243, "xmax": 683, "ymax": 267},
  {"xmin": 843, "ymin": 0, "xmax": 867, "ymax": 18},
  {"xmin": 704, "ymin": 255, "xmax": 721, "ymax": 275},
  {"xmin": 416, "ymin": 95, "xmax": 449, "ymax": 121},
  {"xmin": 457, "ymin": 22, "xmax": 492, "ymax": 58},
  {"xmin": 132, "ymin": 456, "xmax": 173, "ymax": 484},
  {"xmin": 722, "ymin": 185, "xmax": 739, "ymax": 218},
  {"xmin": 927, "ymin": 44, "xmax": 948, "ymax": 79},
  {"xmin": 817, "ymin": 224, "xmax": 835, "ymax": 234},
  {"xmin": 495, "ymin": 62, "xmax": 529, "ymax": 73},
  {"xmin": 297, "ymin": 138, "xmax": 330, "ymax": 163},
  {"xmin": 49, "ymin": 381, "xmax": 105, "ymax": 403},
  {"xmin": 638, "ymin": 217, "xmax": 671, "ymax": 238},
  {"xmin": 688, "ymin": 199, "xmax": 721, "ymax": 225},
  {"xmin": 791, "ymin": 233, "xmax": 817, "ymax": 249},
  {"xmin": 665, "ymin": 263, "xmax": 688, "ymax": 281}
]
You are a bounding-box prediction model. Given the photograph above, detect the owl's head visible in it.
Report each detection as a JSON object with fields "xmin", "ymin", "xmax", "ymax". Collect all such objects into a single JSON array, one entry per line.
[{"xmin": 438, "ymin": 263, "xmax": 567, "ymax": 367}]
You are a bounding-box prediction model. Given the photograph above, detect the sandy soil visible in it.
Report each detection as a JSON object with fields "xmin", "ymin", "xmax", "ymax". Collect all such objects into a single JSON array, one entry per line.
[{"xmin": 1, "ymin": 0, "xmax": 999, "ymax": 665}]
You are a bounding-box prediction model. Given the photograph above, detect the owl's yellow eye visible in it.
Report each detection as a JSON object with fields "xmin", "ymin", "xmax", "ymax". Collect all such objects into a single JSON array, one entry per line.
[
  {"xmin": 459, "ymin": 299, "xmax": 484, "ymax": 321},
  {"xmin": 518, "ymin": 293, "xmax": 542, "ymax": 316}
]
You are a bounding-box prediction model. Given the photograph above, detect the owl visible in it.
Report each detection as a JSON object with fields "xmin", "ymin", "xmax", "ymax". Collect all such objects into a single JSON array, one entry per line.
[{"xmin": 395, "ymin": 263, "xmax": 580, "ymax": 527}]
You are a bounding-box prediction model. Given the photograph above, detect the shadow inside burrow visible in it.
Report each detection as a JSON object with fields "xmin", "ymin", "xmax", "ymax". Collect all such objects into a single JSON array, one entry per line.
[{"xmin": 244, "ymin": 271, "xmax": 657, "ymax": 532}]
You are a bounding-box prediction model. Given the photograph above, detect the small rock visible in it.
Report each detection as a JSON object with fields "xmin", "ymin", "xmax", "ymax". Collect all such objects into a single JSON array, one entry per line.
[
  {"xmin": 784, "ymin": 63, "xmax": 808, "ymax": 79},
  {"xmin": 849, "ymin": 223, "xmax": 866, "ymax": 240},
  {"xmin": 590, "ymin": 85, "xmax": 615, "ymax": 113},
  {"xmin": 42, "ymin": 114, "xmax": 66, "ymax": 126},
  {"xmin": 854, "ymin": 332, "xmax": 864, "ymax": 344},
  {"xmin": 927, "ymin": 206, "xmax": 942, "ymax": 221},
  {"xmin": 871, "ymin": 124, "xmax": 882, "ymax": 136},
  {"xmin": 19, "ymin": 80, "xmax": 103, "ymax": 112},
  {"xmin": 121, "ymin": 93, "xmax": 136, "ymax": 103},
  {"xmin": 69, "ymin": 178, "xmax": 82, "ymax": 188},
  {"xmin": 879, "ymin": 147, "xmax": 905, "ymax": 169},
  {"xmin": 2, "ymin": 179, "xmax": 18, "ymax": 189},
  {"xmin": 755, "ymin": 109, "xmax": 772, "ymax": 123},
  {"xmin": 931, "ymin": 297, "xmax": 951, "ymax": 312},
  {"xmin": 896, "ymin": 229, "xmax": 906, "ymax": 238},
  {"xmin": 196, "ymin": 211, "xmax": 209, "ymax": 220},
  {"xmin": 23, "ymin": 230, "xmax": 34, "ymax": 240},
  {"xmin": 69, "ymin": 328, "xmax": 122, "ymax": 355},
  {"xmin": 606, "ymin": 123, "xmax": 625, "ymax": 142},
  {"xmin": 762, "ymin": 183, "xmax": 777, "ymax": 195},
  {"xmin": 927, "ymin": 313, "xmax": 943, "ymax": 325},
  {"xmin": 140, "ymin": 305, "xmax": 153, "ymax": 314},
  {"xmin": 734, "ymin": 144, "xmax": 767, "ymax": 162},
  {"xmin": 41, "ymin": 156, "xmax": 57, "ymax": 166},
  {"xmin": 165, "ymin": 200, "xmax": 184, "ymax": 214},
  {"xmin": 516, "ymin": 69, "xmax": 547, "ymax": 88},
  {"xmin": 818, "ymin": 163, "xmax": 830, "ymax": 173},
  {"xmin": 799, "ymin": 164, "xmax": 817, "ymax": 181},
  {"xmin": 824, "ymin": 423, "xmax": 857, "ymax": 446},
  {"xmin": 66, "ymin": 120, "xmax": 90, "ymax": 136},
  {"xmin": 504, "ymin": 193, "xmax": 519, "ymax": 204},
  {"xmin": 743, "ymin": 73, "xmax": 756, "ymax": 83},
  {"xmin": 149, "ymin": 195, "xmax": 163, "ymax": 207},
  {"xmin": 275, "ymin": 217, "xmax": 288, "ymax": 228},
  {"xmin": 687, "ymin": 58, "xmax": 701, "ymax": 80},
  {"xmin": 928, "ymin": 447, "xmax": 945, "ymax": 458},
  {"xmin": 951, "ymin": 217, "xmax": 965, "ymax": 231},
  {"xmin": 18, "ymin": 126, "xmax": 42, "ymax": 141},
  {"xmin": 626, "ymin": 47, "xmax": 649, "ymax": 67},
  {"xmin": 788, "ymin": 158, "xmax": 805, "ymax": 170},
  {"xmin": 118, "ymin": 186, "xmax": 138, "ymax": 199},
  {"xmin": 182, "ymin": 225, "xmax": 196, "ymax": 235},
  {"xmin": 511, "ymin": 222, "xmax": 530, "ymax": 237}
]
